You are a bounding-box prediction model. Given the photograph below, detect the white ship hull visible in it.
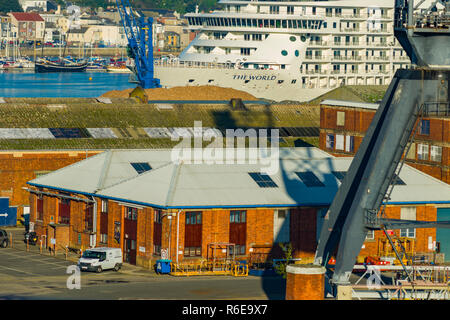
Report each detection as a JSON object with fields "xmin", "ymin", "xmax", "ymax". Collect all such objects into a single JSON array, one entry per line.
[
  {"xmin": 154, "ymin": 64, "xmax": 330, "ymax": 102},
  {"xmin": 147, "ymin": 0, "xmax": 412, "ymax": 102}
]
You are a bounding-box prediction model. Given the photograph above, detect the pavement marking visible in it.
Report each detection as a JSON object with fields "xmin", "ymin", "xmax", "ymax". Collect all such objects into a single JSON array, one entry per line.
[
  {"xmin": 1, "ymin": 251, "xmax": 71, "ymax": 267},
  {"xmin": 0, "ymin": 264, "xmax": 39, "ymax": 276}
]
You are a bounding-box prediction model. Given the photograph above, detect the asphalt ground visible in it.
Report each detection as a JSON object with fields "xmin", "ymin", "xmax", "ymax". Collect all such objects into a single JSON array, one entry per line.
[{"xmin": 0, "ymin": 246, "xmax": 286, "ymax": 300}]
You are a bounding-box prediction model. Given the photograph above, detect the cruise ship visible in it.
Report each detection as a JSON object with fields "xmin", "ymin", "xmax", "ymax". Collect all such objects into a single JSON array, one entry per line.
[{"xmin": 153, "ymin": 0, "xmax": 413, "ymax": 102}]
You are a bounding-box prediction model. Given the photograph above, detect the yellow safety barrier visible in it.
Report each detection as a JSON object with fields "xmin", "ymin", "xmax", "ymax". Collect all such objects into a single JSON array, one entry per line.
[
  {"xmin": 169, "ymin": 260, "xmax": 248, "ymax": 277},
  {"xmin": 233, "ymin": 263, "xmax": 248, "ymax": 277}
]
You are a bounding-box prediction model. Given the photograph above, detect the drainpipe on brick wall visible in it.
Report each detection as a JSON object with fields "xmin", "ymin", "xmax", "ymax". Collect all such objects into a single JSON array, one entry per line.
[
  {"xmin": 168, "ymin": 214, "xmax": 172, "ymax": 260},
  {"xmin": 91, "ymin": 196, "xmax": 97, "ymax": 248},
  {"xmin": 176, "ymin": 210, "xmax": 182, "ymax": 265}
]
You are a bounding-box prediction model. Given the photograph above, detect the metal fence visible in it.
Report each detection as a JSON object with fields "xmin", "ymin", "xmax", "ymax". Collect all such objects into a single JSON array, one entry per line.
[{"xmin": 5, "ymin": 229, "xmax": 81, "ymax": 262}]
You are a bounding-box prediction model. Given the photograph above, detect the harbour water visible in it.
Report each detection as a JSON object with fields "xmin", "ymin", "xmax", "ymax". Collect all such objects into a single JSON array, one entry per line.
[{"xmin": 0, "ymin": 71, "xmax": 133, "ymax": 98}]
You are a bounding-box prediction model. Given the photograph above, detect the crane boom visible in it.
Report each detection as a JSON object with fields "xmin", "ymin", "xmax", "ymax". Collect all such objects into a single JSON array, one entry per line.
[
  {"xmin": 314, "ymin": 0, "xmax": 450, "ymax": 286},
  {"xmin": 116, "ymin": 0, "xmax": 160, "ymax": 88}
]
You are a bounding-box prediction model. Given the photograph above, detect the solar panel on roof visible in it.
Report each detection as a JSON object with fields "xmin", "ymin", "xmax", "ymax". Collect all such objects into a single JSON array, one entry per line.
[
  {"xmin": 296, "ymin": 171, "xmax": 325, "ymax": 187},
  {"xmin": 248, "ymin": 172, "xmax": 278, "ymax": 188},
  {"xmin": 49, "ymin": 128, "xmax": 91, "ymax": 139},
  {"xmin": 131, "ymin": 162, "xmax": 152, "ymax": 174}
]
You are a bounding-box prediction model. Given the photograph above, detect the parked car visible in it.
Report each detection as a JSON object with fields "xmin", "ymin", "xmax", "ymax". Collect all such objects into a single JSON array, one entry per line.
[
  {"xmin": 0, "ymin": 229, "xmax": 9, "ymax": 248},
  {"xmin": 77, "ymin": 247, "xmax": 122, "ymax": 273},
  {"xmin": 24, "ymin": 231, "xmax": 38, "ymax": 245}
]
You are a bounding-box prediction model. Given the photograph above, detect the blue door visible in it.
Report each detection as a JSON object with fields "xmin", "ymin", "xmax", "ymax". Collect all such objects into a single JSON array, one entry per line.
[
  {"xmin": 0, "ymin": 198, "xmax": 17, "ymax": 227},
  {"xmin": 437, "ymin": 208, "xmax": 450, "ymax": 261}
]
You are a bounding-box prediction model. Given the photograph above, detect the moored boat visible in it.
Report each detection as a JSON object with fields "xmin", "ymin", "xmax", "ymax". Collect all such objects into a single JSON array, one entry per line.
[
  {"xmin": 35, "ymin": 58, "xmax": 88, "ymax": 73},
  {"xmin": 106, "ymin": 64, "xmax": 132, "ymax": 73}
]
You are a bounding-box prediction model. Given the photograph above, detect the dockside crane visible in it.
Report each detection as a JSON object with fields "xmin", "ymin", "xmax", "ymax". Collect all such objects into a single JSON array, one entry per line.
[
  {"xmin": 314, "ymin": 0, "xmax": 450, "ymax": 288},
  {"xmin": 115, "ymin": 0, "xmax": 161, "ymax": 89}
]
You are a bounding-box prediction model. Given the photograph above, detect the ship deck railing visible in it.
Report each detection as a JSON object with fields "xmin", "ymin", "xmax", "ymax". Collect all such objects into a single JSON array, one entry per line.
[
  {"xmin": 396, "ymin": 10, "xmax": 450, "ymax": 30},
  {"xmin": 154, "ymin": 60, "xmax": 284, "ymax": 70}
]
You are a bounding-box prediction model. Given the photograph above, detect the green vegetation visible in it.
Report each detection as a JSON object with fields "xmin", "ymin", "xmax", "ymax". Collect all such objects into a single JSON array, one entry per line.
[
  {"xmin": 274, "ymin": 243, "xmax": 294, "ymax": 279},
  {"xmin": 70, "ymin": 0, "xmax": 109, "ymax": 9},
  {"xmin": 0, "ymin": 138, "xmax": 179, "ymax": 150},
  {"xmin": 308, "ymin": 85, "xmax": 388, "ymax": 105},
  {"xmin": 0, "ymin": 0, "xmax": 23, "ymax": 13},
  {"xmin": 73, "ymin": 0, "xmax": 219, "ymax": 14},
  {"xmin": 0, "ymin": 98, "xmax": 321, "ymax": 150},
  {"xmin": 131, "ymin": 0, "xmax": 219, "ymax": 14},
  {"xmin": 0, "ymin": 98, "xmax": 320, "ymax": 128}
]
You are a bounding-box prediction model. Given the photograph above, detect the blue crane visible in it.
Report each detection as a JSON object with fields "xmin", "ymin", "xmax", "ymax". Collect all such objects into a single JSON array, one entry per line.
[{"xmin": 116, "ymin": 0, "xmax": 161, "ymax": 89}]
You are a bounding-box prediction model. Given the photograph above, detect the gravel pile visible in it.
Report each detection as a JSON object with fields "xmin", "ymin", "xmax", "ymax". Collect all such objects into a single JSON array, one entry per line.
[{"xmin": 101, "ymin": 85, "xmax": 258, "ymax": 100}]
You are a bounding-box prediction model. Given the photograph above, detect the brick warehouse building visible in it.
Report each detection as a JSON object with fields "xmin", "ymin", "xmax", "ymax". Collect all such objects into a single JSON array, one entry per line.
[
  {"xmin": 319, "ymin": 99, "xmax": 450, "ymax": 184},
  {"xmin": 26, "ymin": 148, "xmax": 450, "ymax": 268},
  {"xmin": 0, "ymin": 150, "xmax": 101, "ymax": 220}
]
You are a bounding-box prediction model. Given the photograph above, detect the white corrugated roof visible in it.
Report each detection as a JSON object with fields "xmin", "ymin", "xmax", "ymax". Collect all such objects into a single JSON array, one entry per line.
[
  {"xmin": 28, "ymin": 148, "xmax": 450, "ymax": 209},
  {"xmin": 320, "ymin": 99, "xmax": 379, "ymax": 110}
]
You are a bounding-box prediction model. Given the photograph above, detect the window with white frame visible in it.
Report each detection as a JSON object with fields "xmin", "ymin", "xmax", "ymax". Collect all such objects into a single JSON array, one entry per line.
[
  {"xmin": 366, "ymin": 229, "xmax": 375, "ymax": 240},
  {"xmin": 335, "ymin": 134, "xmax": 344, "ymax": 150},
  {"xmin": 417, "ymin": 143, "xmax": 429, "ymax": 161},
  {"xmin": 400, "ymin": 207, "xmax": 416, "ymax": 238},
  {"xmin": 345, "ymin": 135, "xmax": 354, "ymax": 152},
  {"xmin": 430, "ymin": 145, "xmax": 442, "ymax": 162}
]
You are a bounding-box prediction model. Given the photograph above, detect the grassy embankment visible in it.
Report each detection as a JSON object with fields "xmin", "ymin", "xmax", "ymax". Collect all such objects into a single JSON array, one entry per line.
[
  {"xmin": 0, "ymin": 85, "xmax": 388, "ymax": 150},
  {"xmin": 0, "ymin": 98, "xmax": 320, "ymax": 150}
]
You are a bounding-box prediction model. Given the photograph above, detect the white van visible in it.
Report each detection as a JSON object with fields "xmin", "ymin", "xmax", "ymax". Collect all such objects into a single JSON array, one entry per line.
[{"xmin": 77, "ymin": 247, "xmax": 123, "ymax": 273}]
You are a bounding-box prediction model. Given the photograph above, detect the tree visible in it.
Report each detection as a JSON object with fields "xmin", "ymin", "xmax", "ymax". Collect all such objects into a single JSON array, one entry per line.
[
  {"xmin": 131, "ymin": 0, "xmax": 219, "ymax": 14},
  {"xmin": 0, "ymin": 0, "xmax": 23, "ymax": 13},
  {"xmin": 70, "ymin": 0, "xmax": 109, "ymax": 10},
  {"xmin": 274, "ymin": 242, "xmax": 294, "ymax": 279}
]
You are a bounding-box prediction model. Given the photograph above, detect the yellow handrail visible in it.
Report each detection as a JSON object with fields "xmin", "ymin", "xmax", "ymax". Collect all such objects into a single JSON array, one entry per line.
[{"xmin": 169, "ymin": 261, "xmax": 249, "ymax": 277}]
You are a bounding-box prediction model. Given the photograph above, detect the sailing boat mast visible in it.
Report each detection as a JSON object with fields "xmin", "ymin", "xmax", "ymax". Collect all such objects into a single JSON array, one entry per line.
[{"xmin": 5, "ymin": 23, "xmax": 9, "ymax": 59}]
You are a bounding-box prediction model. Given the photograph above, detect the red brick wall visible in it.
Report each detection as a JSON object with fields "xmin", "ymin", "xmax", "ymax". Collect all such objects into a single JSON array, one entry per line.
[
  {"xmin": 28, "ymin": 189, "xmax": 441, "ymax": 269},
  {"xmin": 0, "ymin": 151, "xmax": 101, "ymax": 219},
  {"xmin": 107, "ymin": 201, "xmax": 123, "ymax": 250},
  {"xmin": 201, "ymin": 209, "xmax": 230, "ymax": 260},
  {"xmin": 359, "ymin": 205, "xmax": 437, "ymax": 259},
  {"xmin": 320, "ymin": 106, "xmax": 375, "ymax": 133},
  {"xmin": 319, "ymin": 105, "xmax": 450, "ymax": 184},
  {"xmin": 54, "ymin": 225, "xmax": 70, "ymax": 250},
  {"xmin": 247, "ymin": 208, "xmax": 274, "ymax": 250}
]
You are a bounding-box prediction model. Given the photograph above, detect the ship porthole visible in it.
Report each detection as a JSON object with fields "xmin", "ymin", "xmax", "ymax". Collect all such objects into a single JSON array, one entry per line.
[
  {"xmin": 289, "ymin": 36, "xmax": 296, "ymax": 42},
  {"xmin": 295, "ymin": 50, "xmax": 299, "ymax": 57},
  {"xmin": 300, "ymin": 35, "xmax": 307, "ymax": 42},
  {"xmin": 281, "ymin": 50, "xmax": 288, "ymax": 56}
]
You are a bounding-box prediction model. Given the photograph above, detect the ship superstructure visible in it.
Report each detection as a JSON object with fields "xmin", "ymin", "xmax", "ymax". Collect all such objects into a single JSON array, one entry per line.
[{"xmin": 154, "ymin": 0, "xmax": 416, "ymax": 102}]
